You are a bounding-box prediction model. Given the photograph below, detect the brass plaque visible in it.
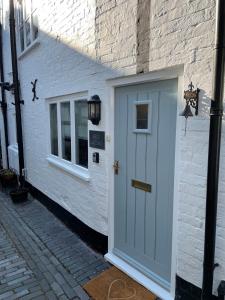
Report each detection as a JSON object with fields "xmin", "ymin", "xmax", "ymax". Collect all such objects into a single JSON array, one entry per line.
[{"xmin": 131, "ymin": 179, "xmax": 152, "ymax": 192}]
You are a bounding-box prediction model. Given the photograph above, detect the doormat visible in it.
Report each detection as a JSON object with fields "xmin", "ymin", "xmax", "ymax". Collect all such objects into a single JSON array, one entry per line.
[{"xmin": 83, "ymin": 266, "xmax": 157, "ymax": 300}]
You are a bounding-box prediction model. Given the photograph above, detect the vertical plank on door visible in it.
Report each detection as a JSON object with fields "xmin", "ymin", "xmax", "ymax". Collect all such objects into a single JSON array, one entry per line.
[
  {"xmin": 145, "ymin": 91, "xmax": 159, "ymax": 259},
  {"xmin": 134, "ymin": 89, "xmax": 148, "ymax": 254},
  {"xmin": 126, "ymin": 92, "xmax": 138, "ymax": 249}
]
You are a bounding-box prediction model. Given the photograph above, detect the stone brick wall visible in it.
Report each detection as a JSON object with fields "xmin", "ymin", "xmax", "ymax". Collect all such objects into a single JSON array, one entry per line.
[{"xmin": 1, "ymin": 0, "xmax": 224, "ymax": 295}]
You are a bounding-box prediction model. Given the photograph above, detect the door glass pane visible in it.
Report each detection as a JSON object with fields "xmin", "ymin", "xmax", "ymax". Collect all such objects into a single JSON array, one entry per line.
[
  {"xmin": 136, "ymin": 104, "xmax": 148, "ymax": 129},
  {"xmin": 50, "ymin": 104, "xmax": 58, "ymax": 156},
  {"xmin": 75, "ymin": 100, "xmax": 88, "ymax": 168},
  {"xmin": 61, "ymin": 102, "xmax": 71, "ymax": 161}
]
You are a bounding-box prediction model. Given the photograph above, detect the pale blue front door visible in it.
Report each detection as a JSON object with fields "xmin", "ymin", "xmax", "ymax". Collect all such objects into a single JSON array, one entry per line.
[{"xmin": 114, "ymin": 79, "xmax": 177, "ymax": 289}]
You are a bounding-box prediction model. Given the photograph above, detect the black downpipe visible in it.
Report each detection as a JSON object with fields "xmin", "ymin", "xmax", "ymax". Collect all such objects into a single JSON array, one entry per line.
[
  {"xmin": 9, "ymin": 0, "xmax": 25, "ymax": 186},
  {"xmin": 0, "ymin": 22, "xmax": 9, "ymax": 167},
  {"xmin": 201, "ymin": 1, "xmax": 225, "ymax": 299}
]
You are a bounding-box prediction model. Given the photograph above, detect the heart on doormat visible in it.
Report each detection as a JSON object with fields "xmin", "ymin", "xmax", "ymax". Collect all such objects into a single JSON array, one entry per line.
[{"xmin": 107, "ymin": 279, "xmax": 137, "ymax": 300}]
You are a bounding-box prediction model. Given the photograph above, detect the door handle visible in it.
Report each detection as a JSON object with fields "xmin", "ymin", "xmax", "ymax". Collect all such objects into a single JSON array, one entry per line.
[{"xmin": 113, "ymin": 160, "xmax": 120, "ymax": 175}]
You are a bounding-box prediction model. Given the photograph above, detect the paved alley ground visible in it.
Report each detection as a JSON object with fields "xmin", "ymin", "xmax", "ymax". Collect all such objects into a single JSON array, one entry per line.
[{"xmin": 0, "ymin": 191, "xmax": 110, "ymax": 299}]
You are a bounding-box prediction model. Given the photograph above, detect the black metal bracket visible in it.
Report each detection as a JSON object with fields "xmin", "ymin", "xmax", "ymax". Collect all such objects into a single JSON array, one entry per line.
[
  {"xmin": 184, "ymin": 82, "xmax": 200, "ymax": 116},
  {"xmin": 0, "ymin": 101, "xmax": 7, "ymax": 110},
  {"xmin": 31, "ymin": 79, "xmax": 39, "ymax": 101},
  {"xmin": 213, "ymin": 262, "xmax": 219, "ymax": 270},
  {"xmin": 0, "ymin": 82, "xmax": 14, "ymax": 92},
  {"xmin": 11, "ymin": 100, "xmax": 24, "ymax": 106}
]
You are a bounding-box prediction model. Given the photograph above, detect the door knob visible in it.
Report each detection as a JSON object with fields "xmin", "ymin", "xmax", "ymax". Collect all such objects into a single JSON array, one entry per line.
[{"xmin": 113, "ymin": 160, "xmax": 120, "ymax": 175}]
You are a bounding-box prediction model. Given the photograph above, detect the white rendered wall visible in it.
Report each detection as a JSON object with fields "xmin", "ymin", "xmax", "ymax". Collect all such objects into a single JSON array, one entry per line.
[{"xmin": 1, "ymin": 0, "xmax": 225, "ymax": 295}]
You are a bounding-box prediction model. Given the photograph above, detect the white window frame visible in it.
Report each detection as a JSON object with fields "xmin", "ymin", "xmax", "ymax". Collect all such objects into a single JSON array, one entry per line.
[
  {"xmin": 16, "ymin": 0, "xmax": 39, "ymax": 55},
  {"xmin": 47, "ymin": 95, "xmax": 90, "ymax": 182}
]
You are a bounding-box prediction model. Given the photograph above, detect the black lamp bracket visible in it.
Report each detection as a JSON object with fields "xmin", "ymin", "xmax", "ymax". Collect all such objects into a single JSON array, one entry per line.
[
  {"xmin": 31, "ymin": 79, "xmax": 39, "ymax": 101},
  {"xmin": 0, "ymin": 101, "xmax": 7, "ymax": 110},
  {"xmin": 184, "ymin": 82, "xmax": 200, "ymax": 116},
  {"xmin": 11, "ymin": 100, "xmax": 24, "ymax": 106}
]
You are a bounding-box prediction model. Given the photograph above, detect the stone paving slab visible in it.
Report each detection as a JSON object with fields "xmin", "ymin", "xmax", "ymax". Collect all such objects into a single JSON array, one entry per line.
[{"xmin": 0, "ymin": 190, "xmax": 110, "ymax": 299}]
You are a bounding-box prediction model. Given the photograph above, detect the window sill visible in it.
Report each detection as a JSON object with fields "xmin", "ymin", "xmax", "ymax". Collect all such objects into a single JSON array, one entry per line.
[
  {"xmin": 46, "ymin": 155, "xmax": 90, "ymax": 182},
  {"xmin": 18, "ymin": 39, "xmax": 40, "ymax": 60}
]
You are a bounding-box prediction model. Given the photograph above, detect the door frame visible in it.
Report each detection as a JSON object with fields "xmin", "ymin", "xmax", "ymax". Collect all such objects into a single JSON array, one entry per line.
[{"xmin": 105, "ymin": 65, "xmax": 184, "ymax": 300}]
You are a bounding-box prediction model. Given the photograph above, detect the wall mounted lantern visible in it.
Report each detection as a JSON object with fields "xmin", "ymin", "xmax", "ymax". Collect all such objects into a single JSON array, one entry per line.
[
  {"xmin": 88, "ymin": 95, "xmax": 101, "ymax": 125},
  {"xmin": 180, "ymin": 82, "xmax": 200, "ymax": 118}
]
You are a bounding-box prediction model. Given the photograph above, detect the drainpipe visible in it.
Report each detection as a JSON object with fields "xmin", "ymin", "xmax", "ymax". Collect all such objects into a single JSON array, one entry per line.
[
  {"xmin": 9, "ymin": 0, "xmax": 25, "ymax": 186},
  {"xmin": 0, "ymin": 22, "xmax": 9, "ymax": 168},
  {"xmin": 201, "ymin": 0, "xmax": 225, "ymax": 299}
]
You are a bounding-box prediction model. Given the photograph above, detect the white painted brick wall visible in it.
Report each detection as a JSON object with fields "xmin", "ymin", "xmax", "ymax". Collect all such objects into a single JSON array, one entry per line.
[{"xmin": 1, "ymin": 0, "xmax": 225, "ymax": 295}]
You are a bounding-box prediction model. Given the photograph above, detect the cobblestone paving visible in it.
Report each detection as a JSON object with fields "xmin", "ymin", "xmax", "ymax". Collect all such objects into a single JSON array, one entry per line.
[{"xmin": 0, "ymin": 191, "xmax": 110, "ymax": 299}]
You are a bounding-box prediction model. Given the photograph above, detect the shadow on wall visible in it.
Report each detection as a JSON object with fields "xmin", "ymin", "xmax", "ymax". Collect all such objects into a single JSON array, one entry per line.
[
  {"xmin": 3, "ymin": 19, "xmax": 223, "ymax": 167},
  {"xmin": 8, "ymin": 29, "xmax": 215, "ymax": 115},
  {"xmin": 3, "ymin": 1, "xmax": 224, "ymax": 150},
  {"xmin": 2, "ymin": 2, "xmax": 215, "ymax": 119},
  {"xmin": 2, "ymin": 3, "xmax": 223, "ymax": 159}
]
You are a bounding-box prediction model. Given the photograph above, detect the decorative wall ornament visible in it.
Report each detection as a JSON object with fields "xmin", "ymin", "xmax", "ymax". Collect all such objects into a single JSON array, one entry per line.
[
  {"xmin": 180, "ymin": 82, "xmax": 200, "ymax": 118},
  {"xmin": 31, "ymin": 79, "xmax": 39, "ymax": 101},
  {"xmin": 180, "ymin": 82, "xmax": 200, "ymax": 134}
]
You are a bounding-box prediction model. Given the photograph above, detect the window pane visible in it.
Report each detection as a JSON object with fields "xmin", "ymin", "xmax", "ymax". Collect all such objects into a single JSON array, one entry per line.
[
  {"xmin": 31, "ymin": 12, "xmax": 38, "ymax": 40},
  {"xmin": 61, "ymin": 102, "xmax": 71, "ymax": 161},
  {"xmin": 31, "ymin": 0, "xmax": 38, "ymax": 11},
  {"xmin": 24, "ymin": 0, "xmax": 31, "ymax": 19},
  {"xmin": 50, "ymin": 104, "xmax": 58, "ymax": 156},
  {"xmin": 20, "ymin": 26, "xmax": 25, "ymax": 52},
  {"xmin": 25, "ymin": 19, "xmax": 31, "ymax": 46},
  {"xmin": 136, "ymin": 104, "xmax": 148, "ymax": 129},
  {"xmin": 18, "ymin": 0, "xmax": 24, "ymax": 26},
  {"xmin": 75, "ymin": 100, "xmax": 88, "ymax": 168}
]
